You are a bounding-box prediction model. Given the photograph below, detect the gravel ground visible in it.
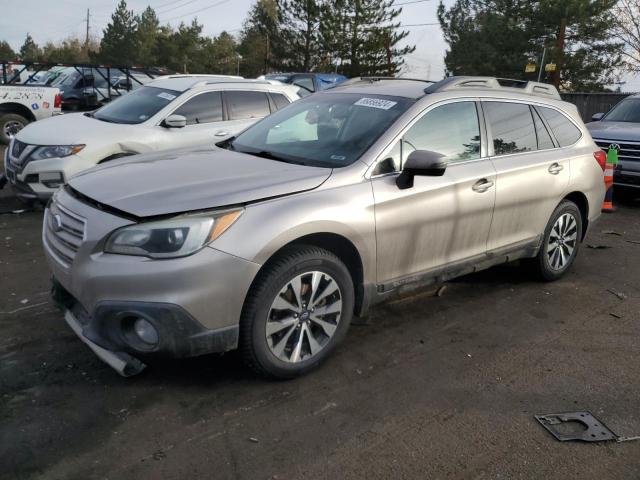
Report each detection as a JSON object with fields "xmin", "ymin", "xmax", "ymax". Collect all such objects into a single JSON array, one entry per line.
[{"xmin": 1, "ymin": 146, "xmax": 640, "ymax": 479}]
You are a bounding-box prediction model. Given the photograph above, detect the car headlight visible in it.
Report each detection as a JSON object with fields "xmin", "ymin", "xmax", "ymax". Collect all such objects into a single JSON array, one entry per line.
[
  {"xmin": 29, "ymin": 145, "xmax": 85, "ymax": 161},
  {"xmin": 104, "ymin": 209, "xmax": 243, "ymax": 259}
]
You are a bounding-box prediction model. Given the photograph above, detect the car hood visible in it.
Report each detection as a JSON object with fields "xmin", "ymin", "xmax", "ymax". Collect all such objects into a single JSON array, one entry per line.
[
  {"xmin": 586, "ymin": 121, "xmax": 640, "ymax": 141},
  {"xmin": 16, "ymin": 112, "xmax": 134, "ymax": 145},
  {"xmin": 67, "ymin": 147, "xmax": 332, "ymax": 217}
]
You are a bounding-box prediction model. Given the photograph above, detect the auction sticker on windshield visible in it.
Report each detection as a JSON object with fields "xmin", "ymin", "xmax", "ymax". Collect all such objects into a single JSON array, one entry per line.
[
  {"xmin": 157, "ymin": 92, "xmax": 177, "ymax": 101},
  {"xmin": 354, "ymin": 97, "xmax": 398, "ymax": 110}
]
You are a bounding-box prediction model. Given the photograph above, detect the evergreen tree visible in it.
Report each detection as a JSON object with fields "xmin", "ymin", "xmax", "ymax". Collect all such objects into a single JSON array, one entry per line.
[
  {"xmin": 278, "ymin": 0, "xmax": 322, "ymax": 71},
  {"xmin": 239, "ymin": 0, "xmax": 283, "ymax": 75},
  {"xmin": 210, "ymin": 32, "xmax": 240, "ymax": 75},
  {"xmin": 100, "ymin": 0, "xmax": 138, "ymax": 65},
  {"xmin": 136, "ymin": 6, "xmax": 160, "ymax": 66},
  {"xmin": 19, "ymin": 33, "xmax": 40, "ymax": 61},
  {"xmin": 438, "ymin": 0, "xmax": 622, "ymax": 91},
  {"xmin": 0, "ymin": 41, "xmax": 15, "ymax": 60},
  {"xmin": 321, "ymin": 0, "xmax": 414, "ymax": 77}
]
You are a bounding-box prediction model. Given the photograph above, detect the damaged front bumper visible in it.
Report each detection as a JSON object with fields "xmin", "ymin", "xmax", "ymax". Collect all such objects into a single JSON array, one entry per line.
[{"xmin": 52, "ymin": 279, "xmax": 239, "ymax": 377}]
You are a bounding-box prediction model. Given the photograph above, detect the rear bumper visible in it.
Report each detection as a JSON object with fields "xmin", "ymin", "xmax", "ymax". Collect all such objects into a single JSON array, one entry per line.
[{"xmin": 53, "ymin": 279, "xmax": 240, "ymax": 376}]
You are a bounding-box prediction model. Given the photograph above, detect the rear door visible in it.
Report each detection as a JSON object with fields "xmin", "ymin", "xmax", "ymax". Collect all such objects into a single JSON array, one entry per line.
[
  {"xmin": 483, "ymin": 101, "xmax": 571, "ymax": 251},
  {"xmin": 222, "ymin": 90, "xmax": 273, "ymax": 137},
  {"xmin": 156, "ymin": 90, "xmax": 225, "ymax": 149},
  {"xmin": 372, "ymin": 100, "xmax": 497, "ymax": 284}
]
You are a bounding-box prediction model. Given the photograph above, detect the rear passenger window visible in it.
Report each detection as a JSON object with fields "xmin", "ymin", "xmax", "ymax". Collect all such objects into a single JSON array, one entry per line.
[
  {"xmin": 226, "ymin": 91, "xmax": 271, "ymax": 120},
  {"xmin": 271, "ymin": 93, "xmax": 291, "ymax": 111},
  {"xmin": 485, "ymin": 102, "xmax": 537, "ymax": 155},
  {"xmin": 402, "ymin": 101, "xmax": 481, "ymax": 164},
  {"xmin": 173, "ymin": 91, "xmax": 223, "ymax": 125},
  {"xmin": 533, "ymin": 108, "xmax": 555, "ymax": 149},
  {"xmin": 539, "ymin": 107, "xmax": 581, "ymax": 146}
]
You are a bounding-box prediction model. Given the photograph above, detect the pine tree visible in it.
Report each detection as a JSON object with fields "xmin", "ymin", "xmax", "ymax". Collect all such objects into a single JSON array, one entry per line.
[
  {"xmin": 135, "ymin": 6, "xmax": 160, "ymax": 66},
  {"xmin": 278, "ymin": 0, "xmax": 322, "ymax": 71},
  {"xmin": 19, "ymin": 33, "xmax": 40, "ymax": 61},
  {"xmin": 321, "ymin": 0, "xmax": 414, "ymax": 77},
  {"xmin": 239, "ymin": 0, "xmax": 283, "ymax": 75},
  {"xmin": 100, "ymin": 0, "xmax": 138, "ymax": 65},
  {"xmin": 438, "ymin": 0, "xmax": 622, "ymax": 91},
  {"xmin": 0, "ymin": 40, "xmax": 15, "ymax": 60}
]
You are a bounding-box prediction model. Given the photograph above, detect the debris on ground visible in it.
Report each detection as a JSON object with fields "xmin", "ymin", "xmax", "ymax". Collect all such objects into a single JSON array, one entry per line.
[
  {"xmin": 248, "ymin": 437, "xmax": 259, "ymax": 443},
  {"xmin": 535, "ymin": 411, "xmax": 617, "ymax": 442},
  {"xmin": 609, "ymin": 312, "xmax": 623, "ymax": 319},
  {"xmin": 437, "ymin": 285, "xmax": 447, "ymax": 297},
  {"xmin": 607, "ymin": 289, "xmax": 628, "ymax": 300},
  {"xmin": 587, "ymin": 244, "xmax": 612, "ymax": 249},
  {"xmin": 625, "ymin": 239, "xmax": 640, "ymax": 245},
  {"xmin": 602, "ymin": 230, "xmax": 623, "ymax": 236}
]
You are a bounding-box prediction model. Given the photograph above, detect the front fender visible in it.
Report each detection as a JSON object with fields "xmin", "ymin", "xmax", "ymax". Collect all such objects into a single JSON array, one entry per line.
[{"xmin": 211, "ymin": 181, "xmax": 377, "ymax": 286}]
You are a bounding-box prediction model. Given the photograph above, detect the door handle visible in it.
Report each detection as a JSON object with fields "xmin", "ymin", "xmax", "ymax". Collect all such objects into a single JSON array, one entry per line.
[
  {"xmin": 472, "ymin": 179, "xmax": 494, "ymax": 193},
  {"xmin": 214, "ymin": 130, "xmax": 230, "ymax": 137},
  {"xmin": 548, "ymin": 163, "xmax": 564, "ymax": 175}
]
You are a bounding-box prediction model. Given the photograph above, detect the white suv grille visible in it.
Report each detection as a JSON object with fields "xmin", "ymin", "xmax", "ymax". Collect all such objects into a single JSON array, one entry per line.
[{"xmin": 44, "ymin": 201, "xmax": 86, "ymax": 267}]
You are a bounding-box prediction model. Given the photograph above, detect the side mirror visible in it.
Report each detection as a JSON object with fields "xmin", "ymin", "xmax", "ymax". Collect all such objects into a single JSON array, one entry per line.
[
  {"xmin": 591, "ymin": 112, "xmax": 605, "ymax": 122},
  {"xmin": 396, "ymin": 150, "xmax": 447, "ymax": 190},
  {"xmin": 163, "ymin": 114, "xmax": 187, "ymax": 128}
]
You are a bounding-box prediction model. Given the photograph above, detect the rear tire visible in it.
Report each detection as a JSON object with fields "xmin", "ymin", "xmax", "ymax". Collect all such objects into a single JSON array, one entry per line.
[
  {"xmin": 530, "ymin": 200, "xmax": 582, "ymax": 282},
  {"xmin": 0, "ymin": 113, "xmax": 29, "ymax": 145},
  {"xmin": 239, "ymin": 246, "xmax": 354, "ymax": 379}
]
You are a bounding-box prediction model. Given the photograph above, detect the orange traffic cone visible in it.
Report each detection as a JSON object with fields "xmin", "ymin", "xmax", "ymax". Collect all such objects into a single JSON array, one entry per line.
[{"xmin": 602, "ymin": 148, "xmax": 617, "ymax": 213}]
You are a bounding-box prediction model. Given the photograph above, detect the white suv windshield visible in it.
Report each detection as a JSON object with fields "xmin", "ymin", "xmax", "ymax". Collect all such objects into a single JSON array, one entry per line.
[
  {"xmin": 231, "ymin": 93, "xmax": 413, "ymax": 167},
  {"xmin": 93, "ymin": 86, "xmax": 181, "ymax": 124}
]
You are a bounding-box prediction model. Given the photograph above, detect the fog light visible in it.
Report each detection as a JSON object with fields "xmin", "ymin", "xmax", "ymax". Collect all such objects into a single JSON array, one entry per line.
[
  {"xmin": 133, "ymin": 318, "xmax": 159, "ymax": 345},
  {"xmin": 40, "ymin": 172, "xmax": 64, "ymax": 189}
]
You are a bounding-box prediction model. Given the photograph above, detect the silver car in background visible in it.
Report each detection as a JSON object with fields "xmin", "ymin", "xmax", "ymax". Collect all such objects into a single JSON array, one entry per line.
[{"xmin": 43, "ymin": 77, "xmax": 605, "ymax": 378}]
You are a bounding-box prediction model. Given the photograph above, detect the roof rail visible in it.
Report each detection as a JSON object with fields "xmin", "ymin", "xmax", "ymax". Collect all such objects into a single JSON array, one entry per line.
[
  {"xmin": 424, "ymin": 76, "xmax": 561, "ymax": 100},
  {"xmin": 200, "ymin": 79, "xmax": 278, "ymax": 87},
  {"xmin": 340, "ymin": 76, "xmax": 437, "ymax": 86}
]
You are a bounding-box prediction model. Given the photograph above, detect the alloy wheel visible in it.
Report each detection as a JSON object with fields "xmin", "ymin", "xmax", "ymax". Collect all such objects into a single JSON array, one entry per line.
[
  {"xmin": 4, "ymin": 120, "xmax": 24, "ymax": 138},
  {"xmin": 266, "ymin": 270, "xmax": 342, "ymax": 363},
  {"xmin": 547, "ymin": 212, "xmax": 578, "ymax": 270}
]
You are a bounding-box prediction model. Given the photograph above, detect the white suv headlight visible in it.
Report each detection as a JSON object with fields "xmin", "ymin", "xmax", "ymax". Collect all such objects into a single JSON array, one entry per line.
[
  {"xmin": 104, "ymin": 209, "xmax": 243, "ymax": 259},
  {"xmin": 30, "ymin": 145, "xmax": 85, "ymax": 161}
]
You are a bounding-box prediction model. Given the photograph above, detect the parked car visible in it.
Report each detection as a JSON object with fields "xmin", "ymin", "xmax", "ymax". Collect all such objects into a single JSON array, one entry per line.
[
  {"xmin": 43, "ymin": 76, "xmax": 605, "ymax": 378},
  {"xmin": 0, "ymin": 84, "xmax": 61, "ymax": 144},
  {"xmin": 587, "ymin": 94, "xmax": 640, "ymax": 189},
  {"xmin": 49, "ymin": 67, "xmax": 155, "ymax": 111},
  {"xmin": 262, "ymin": 72, "xmax": 347, "ymax": 96},
  {"xmin": 5, "ymin": 75, "xmax": 301, "ymax": 201}
]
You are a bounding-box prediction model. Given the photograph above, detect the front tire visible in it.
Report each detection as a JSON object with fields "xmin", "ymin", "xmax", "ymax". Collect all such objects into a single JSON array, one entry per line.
[
  {"xmin": 239, "ymin": 246, "xmax": 354, "ymax": 379},
  {"xmin": 531, "ymin": 200, "xmax": 582, "ymax": 281}
]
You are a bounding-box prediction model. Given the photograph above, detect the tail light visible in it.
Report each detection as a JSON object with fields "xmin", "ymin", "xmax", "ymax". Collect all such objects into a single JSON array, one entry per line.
[
  {"xmin": 54, "ymin": 93, "xmax": 62, "ymax": 109},
  {"xmin": 594, "ymin": 150, "xmax": 607, "ymax": 171}
]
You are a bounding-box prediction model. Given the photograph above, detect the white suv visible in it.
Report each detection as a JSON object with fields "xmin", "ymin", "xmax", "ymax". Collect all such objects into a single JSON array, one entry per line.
[{"xmin": 4, "ymin": 75, "xmax": 300, "ymax": 201}]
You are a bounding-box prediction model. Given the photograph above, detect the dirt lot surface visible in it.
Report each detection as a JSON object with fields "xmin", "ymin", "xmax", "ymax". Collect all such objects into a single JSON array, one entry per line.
[{"xmin": 2, "ymin": 147, "xmax": 640, "ymax": 479}]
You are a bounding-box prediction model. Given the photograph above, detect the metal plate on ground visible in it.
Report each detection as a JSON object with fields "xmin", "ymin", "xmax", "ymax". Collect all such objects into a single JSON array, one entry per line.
[{"xmin": 535, "ymin": 411, "xmax": 617, "ymax": 442}]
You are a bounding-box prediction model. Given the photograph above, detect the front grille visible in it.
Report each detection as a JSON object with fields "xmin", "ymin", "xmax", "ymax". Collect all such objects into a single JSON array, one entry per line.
[
  {"xmin": 594, "ymin": 139, "xmax": 640, "ymax": 162},
  {"xmin": 44, "ymin": 201, "xmax": 86, "ymax": 267},
  {"xmin": 11, "ymin": 139, "xmax": 27, "ymax": 158}
]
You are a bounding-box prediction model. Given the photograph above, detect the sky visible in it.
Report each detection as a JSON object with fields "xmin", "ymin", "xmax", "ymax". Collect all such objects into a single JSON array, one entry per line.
[
  {"xmin": 1, "ymin": 0, "xmax": 638, "ymax": 89},
  {"xmin": 0, "ymin": 0, "xmax": 452, "ymax": 79}
]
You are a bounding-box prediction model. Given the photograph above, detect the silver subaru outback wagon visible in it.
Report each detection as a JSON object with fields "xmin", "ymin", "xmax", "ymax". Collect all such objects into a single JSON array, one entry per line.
[{"xmin": 43, "ymin": 76, "xmax": 605, "ymax": 378}]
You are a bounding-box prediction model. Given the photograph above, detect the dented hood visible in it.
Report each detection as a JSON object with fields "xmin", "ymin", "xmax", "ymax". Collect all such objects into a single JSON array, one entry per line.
[{"xmin": 68, "ymin": 146, "xmax": 332, "ymax": 217}]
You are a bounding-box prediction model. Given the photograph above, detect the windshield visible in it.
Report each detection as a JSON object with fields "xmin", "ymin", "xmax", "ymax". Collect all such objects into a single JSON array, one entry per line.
[
  {"xmin": 93, "ymin": 86, "xmax": 182, "ymax": 124},
  {"xmin": 231, "ymin": 93, "xmax": 413, "ymax": 167},
  {"xmin": 604, "ymin": 98, "xmax": 640, "ymax": 123}
]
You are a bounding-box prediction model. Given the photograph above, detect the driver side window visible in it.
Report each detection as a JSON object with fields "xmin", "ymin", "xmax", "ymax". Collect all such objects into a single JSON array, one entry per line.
[{"xmin": 402, "ymin": 101, "xmax": 481, "ymax": 165}]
